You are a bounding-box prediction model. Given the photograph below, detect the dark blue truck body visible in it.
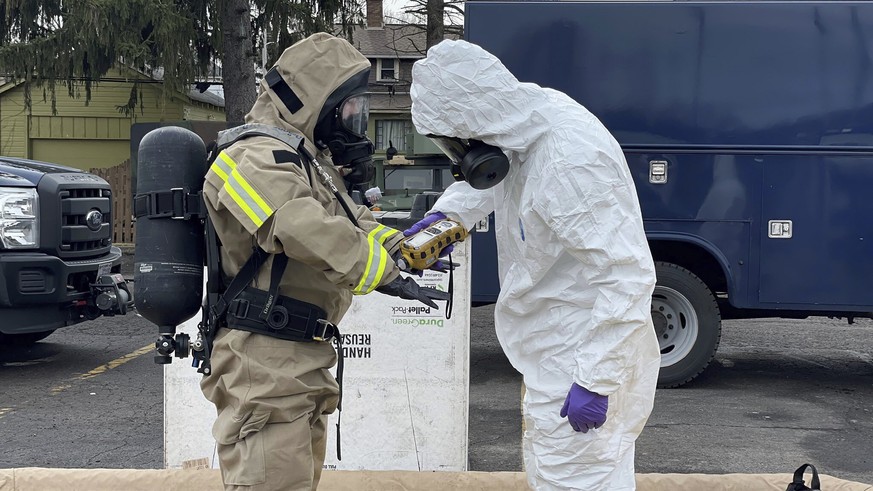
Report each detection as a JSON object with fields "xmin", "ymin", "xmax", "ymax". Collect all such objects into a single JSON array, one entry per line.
[{"xmin": 464, "ymin": 0, "xmax": 873, "ymax": 386}]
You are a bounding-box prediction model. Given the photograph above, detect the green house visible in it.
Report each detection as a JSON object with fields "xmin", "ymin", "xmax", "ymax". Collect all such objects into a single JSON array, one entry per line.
[{"xmin": 0, "ymin": 70, "xmax": 225, "ymax": 170}]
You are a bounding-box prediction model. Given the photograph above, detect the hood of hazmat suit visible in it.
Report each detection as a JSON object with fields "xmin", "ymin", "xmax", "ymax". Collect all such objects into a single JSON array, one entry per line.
[
  {"xmin": 411, "ymin": 40, "xmax": 660, "ymax": 491},
  {"xmin": 246, "ymin": 32, "xmax": 372, "ymax": 162}
]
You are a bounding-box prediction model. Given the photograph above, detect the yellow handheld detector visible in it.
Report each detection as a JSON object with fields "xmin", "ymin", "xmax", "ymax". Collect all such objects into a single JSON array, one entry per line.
[{"xmin": 399, "ymin": 219, "xmax": 468, "ymax": 271}]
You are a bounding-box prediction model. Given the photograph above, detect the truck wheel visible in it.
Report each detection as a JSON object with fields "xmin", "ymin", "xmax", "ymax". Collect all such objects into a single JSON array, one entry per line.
[
  {"xmin": 652, "ymin": 262, "xmax": 721, "ymax": 388},
  {"xmin": 0, "ymin": 330, "xmax": 56, "ymax": 347}
]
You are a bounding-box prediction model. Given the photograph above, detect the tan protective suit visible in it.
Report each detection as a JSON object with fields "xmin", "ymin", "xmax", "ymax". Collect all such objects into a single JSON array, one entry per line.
[{"xmin": 200, "ymin": 33, "xmax": 403, "ymax": 491}]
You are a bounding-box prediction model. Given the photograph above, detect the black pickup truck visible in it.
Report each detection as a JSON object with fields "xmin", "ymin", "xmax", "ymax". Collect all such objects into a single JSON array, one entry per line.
[{"xmin": 0, "ymin": 157, "xmax": 132, "ymax": 346}]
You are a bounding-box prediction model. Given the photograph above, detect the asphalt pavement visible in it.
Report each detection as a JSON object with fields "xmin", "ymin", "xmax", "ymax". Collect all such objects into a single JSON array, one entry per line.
[{"xmin": 1, "ymin": 302, "xmax": 872, "ymax": 484}]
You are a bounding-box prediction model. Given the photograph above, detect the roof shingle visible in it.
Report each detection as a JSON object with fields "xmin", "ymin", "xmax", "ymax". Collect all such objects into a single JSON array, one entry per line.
[{"xmin": 345, "ymin": 24, "xmax": 460, "ymax": 58}]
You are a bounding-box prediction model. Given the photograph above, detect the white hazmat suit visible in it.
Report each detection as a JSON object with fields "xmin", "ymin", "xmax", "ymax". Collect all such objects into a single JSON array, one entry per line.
[{"xmin": 411, "ymin": 40, "xmax": 661, "ymax": 490}]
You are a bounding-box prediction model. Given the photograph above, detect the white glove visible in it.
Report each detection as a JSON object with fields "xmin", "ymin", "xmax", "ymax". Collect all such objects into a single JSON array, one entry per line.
[{"xmin": 365, "ymin": 187, "xmax": 383, "ymax": 202}]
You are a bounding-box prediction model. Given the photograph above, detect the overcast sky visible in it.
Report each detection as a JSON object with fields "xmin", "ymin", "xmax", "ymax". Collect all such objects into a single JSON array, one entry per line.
[
  {"xmin": 381, "ymin": 0, "xmax": 414, "ymax": 20},
  {"xmin": 379, "ymin": 0, "xmax": 464, "ymax": 24}
]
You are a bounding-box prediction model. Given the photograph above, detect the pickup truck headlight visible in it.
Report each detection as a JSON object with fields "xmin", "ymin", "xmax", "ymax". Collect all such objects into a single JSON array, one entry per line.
[{"xmin": 0, "ymin": 187, "xmax": 39, "ymax": 249}]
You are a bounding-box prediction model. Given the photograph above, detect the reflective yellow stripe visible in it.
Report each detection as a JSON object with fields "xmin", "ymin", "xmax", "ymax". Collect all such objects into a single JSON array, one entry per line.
[
  {"xmin": 225, "ymin": 181, "xmax": 264, "ymax": 227},
  {"xmin": 212, "ymin": 152, "xmax": 236, "ymax": 181},
  {"xmin": 229, "ymin": 168, "xmax": 273, "ymax": 218},
  {"xmin": 369, "ymin": 224, "xmax": 399, "ymax": 245},
  {"xmin": 354, "ymin": 236, "xmax": 378, "ymax": 293},
  {"xmin": 213, "ymin": 151, "xmax": 273, "ymax": 229},
  {"xmin": 354, "ymin": 236, "xmax": 390, "ymax": 294},
  {"xmin": 353, "ymin": 225, "xmax": 397, "ymax": 294},
  {"xmin": 368, "ymin": 246, "xmax": 389, "ymax": 294},
  {"xmin": 210, "ymin": 164, "xmax": 229, "ymax": 181}
]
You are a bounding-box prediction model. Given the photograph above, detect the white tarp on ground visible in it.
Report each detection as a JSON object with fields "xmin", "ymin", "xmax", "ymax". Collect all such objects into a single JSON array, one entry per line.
[
  {"xmin": 165, "ymin": 241, "xmax": 472, "ymax": 472},
  {"xmin": 1, "ymin": 468, "xmax": 870, "ymax": 491}
]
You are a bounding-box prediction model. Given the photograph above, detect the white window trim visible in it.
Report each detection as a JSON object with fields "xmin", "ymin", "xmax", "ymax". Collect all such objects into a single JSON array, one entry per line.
[
  {"xmin": 377, "ymin": 58, "xmax": 398, "ymax": 82},
  {"xmin": 374, "ymin": 119, "xmax": 412, "ymax": 152}
]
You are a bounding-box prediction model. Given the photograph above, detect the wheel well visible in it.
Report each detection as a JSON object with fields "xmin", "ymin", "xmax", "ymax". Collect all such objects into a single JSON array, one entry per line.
[{"xmin": 648, "ymin": 240, "xmax": 728, "ymax": 295}]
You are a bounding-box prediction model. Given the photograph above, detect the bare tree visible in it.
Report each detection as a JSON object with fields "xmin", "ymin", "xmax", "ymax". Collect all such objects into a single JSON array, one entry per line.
[{"xmin": 384, "ymin": 0, "xmax": 463, "ymax": 52}]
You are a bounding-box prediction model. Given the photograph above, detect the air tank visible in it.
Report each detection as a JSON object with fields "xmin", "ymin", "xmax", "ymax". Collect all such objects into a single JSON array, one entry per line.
[{"xmin": 134, "ymin": 127, "xmax": 207, "ymax": 339}]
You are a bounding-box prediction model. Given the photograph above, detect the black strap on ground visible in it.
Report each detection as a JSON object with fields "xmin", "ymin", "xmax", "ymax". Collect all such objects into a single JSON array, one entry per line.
[{"xmin": 786, "ymin": 463, "xmax": 821, "ymax": 491}]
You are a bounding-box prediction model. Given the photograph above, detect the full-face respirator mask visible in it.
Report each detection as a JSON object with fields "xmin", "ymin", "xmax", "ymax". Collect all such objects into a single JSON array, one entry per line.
[
  {"xmin": 264, "ymin": 60, "xmax": 376, "ymax": 184},
  {"xmin": 427, "ymin": 135, "xmax": 510, "ymax": 190},
  {"xmin": 319, "ymin": 93, "xmax": 375, "ymax": 184}
]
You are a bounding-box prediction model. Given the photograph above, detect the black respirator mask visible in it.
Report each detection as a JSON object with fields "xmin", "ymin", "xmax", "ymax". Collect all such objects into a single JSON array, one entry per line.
[
  {"xmin": 428, "ymin": 136, "xmax": 510, "ymax": 190},
  {"xmin": 324, "ymin": 94, "xmax": 375, "ymax": 184}
]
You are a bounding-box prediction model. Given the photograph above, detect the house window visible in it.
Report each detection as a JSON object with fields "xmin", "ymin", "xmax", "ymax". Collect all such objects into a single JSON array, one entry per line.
[
  {"xmin": 375, "ymin": 120, "xmax": 412, "ymax": 152},
  {"xmin": 377, "ymin": 58, "xmax": 397, "ymax": 81}
]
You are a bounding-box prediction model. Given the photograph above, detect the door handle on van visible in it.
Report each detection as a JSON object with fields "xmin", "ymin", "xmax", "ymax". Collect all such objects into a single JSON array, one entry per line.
[{"xmin": 649, "ymin": 160, "xmax": 668, "ymax": 184}]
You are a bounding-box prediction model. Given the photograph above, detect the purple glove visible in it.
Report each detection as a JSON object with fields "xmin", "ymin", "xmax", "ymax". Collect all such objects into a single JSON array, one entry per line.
[
  {"xmin": 403, "ymin": 211, "xmax": 447, "ymax": 236},
  {"xmin": 560, "ymin": 383, "xmax": 608, "ymax": 433}
]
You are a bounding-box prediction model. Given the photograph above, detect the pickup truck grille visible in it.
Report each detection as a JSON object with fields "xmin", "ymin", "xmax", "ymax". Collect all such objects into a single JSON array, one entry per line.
[{"xmin": 58, "ymin": 187, "xmax": 112, "ymax": 259}]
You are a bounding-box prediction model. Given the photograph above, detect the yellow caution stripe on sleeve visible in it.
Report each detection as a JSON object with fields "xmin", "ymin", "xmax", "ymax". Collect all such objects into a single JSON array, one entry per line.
[
  {"xmin": 351, "ymin": 224, "xmax": 399, "ymax": 294},
  {"xmin": 210, "ymin": 151, "xmax": 274, "ymax": 228},
  {"xmin": 210, "ymin": 151, "xmax": 235, "ymax": 181},
  {"xmin": 369, "ymin": 224, "xmax": 399, "ymax": 246},
  {"xmin": 353, "ymin": 235, "xmax": 390, "ymax": 295}
]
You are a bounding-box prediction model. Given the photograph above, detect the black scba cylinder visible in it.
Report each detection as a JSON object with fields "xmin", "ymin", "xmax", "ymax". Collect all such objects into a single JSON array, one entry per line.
[{"xmin": 134, "ymin": 127, "xmax": 207, "ymax": 334}]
